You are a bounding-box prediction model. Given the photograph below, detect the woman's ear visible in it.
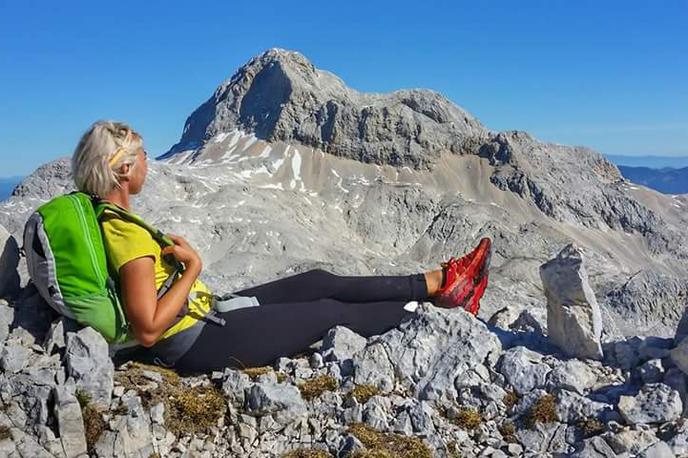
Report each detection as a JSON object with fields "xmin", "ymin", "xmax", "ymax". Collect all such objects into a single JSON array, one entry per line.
[{"xmin": 119, "ymin": 163, "xmax": 131, "ymax": 179}]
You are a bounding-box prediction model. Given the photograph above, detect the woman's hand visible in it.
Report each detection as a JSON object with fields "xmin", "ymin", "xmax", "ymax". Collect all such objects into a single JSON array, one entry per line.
[{"xmin": 161, "ymin": 234, "xmax": 202, "ymax": 270}]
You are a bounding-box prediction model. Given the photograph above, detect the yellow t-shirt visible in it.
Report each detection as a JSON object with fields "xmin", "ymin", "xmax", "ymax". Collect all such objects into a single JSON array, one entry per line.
[{"xmin": 100, "ymin": 208, "xmax": 213, "ymax": 343}]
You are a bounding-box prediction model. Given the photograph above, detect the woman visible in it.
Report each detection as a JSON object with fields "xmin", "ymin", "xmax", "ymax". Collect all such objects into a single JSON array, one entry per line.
[{"xmin": 72, "ymin": 121, "xmax": 492, "ymax": 373}]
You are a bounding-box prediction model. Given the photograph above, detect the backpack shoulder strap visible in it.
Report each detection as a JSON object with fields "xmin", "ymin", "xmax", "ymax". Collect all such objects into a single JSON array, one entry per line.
[
  {"xmin": 92, "ymin": 197, "xmax": 185, "ymax": 277},
  {"xmin": 94, "ymin": 200, "xmax": 172, "ymax": 247},
  {"xmin": 91, "ymin": 197, "xmax": 187, "ymax": 309}
]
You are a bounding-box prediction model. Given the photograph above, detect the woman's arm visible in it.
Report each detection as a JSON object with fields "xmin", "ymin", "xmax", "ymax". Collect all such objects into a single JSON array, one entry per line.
[{"xmin": 119, "ymin": 234, "xmax": 202, "ymax": 347}]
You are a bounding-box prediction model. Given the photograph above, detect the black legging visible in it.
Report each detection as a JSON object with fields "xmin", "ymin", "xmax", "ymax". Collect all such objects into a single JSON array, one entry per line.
[{"xmin": 174, "ymin": 269, "xmax": 430, "ymax": 373}]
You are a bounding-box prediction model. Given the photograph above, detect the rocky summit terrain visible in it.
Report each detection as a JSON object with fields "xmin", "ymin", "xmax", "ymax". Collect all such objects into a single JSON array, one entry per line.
[{"xmin": 0, "ymin": 48, "xmax": 687, "ymax": 457}]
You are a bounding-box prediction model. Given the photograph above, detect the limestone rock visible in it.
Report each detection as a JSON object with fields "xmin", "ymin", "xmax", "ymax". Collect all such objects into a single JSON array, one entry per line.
[
  {"xmin": 352, "ymin": 341, "xmax": 395, "ymax": 392},
  {"xmin": 604, "ymin": 428, "xmax": 660, "ymax": 455},
  {"xmin": 572, "ymin": 436, "xmax": 620, "ymax": 458},
  {"xmin": 540, "ymin": 244, "xmax": 604, "ymax": 360},
  {"xmin": 0, "ymin": 342, "xmax": 31, "ymax": 373},
  {"xmin": 548, "ymin": 358, "xmax": 599, "ymax": 394},
  {"xmin": 353, "ymin": 304, "xmax": 501, "ymax": 401},
  {"xmin": 555, "ymin": 389, "xmax": 616, "ymax": 423},
  {"xmin": 0, "ymin": 300, "xmax": 13, "ymax": 345},
  {"xmin": 321, "ymin": 326, "xmax": 367, "ymax": 363},
  {"xmin": 52, "ymin": 386, "xmax": 88, "ymax": 458},
  {"xmin": 638, "ymin": 441, "xmax": 675, "ymax": 458},
  {"xmin": 64, "ymin": 327, "xmax": 114, "ymax": 407},
  {"xmin": 221, "ymin": 368, "xmax": 252, "ymax": 406},
  {"xmin": 618, "ymin": 383, "xmax": 683, "ymax": 425},
  {"xmin": 488, "ymin": 306, "xmax": 521, "ymax": 330},
  {"xmin": 498, "ymin": 346, "xmax": 550, "ymax": 394},
  {"xmin": 246, "ymin": 381, "xmax": 307, "ymax": 425}
]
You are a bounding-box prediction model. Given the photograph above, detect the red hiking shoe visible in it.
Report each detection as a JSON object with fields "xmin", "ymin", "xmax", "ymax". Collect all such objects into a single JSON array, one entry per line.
[{"xmin": 435, "ymin": 237, "xmax": 492, "ymax": 314}]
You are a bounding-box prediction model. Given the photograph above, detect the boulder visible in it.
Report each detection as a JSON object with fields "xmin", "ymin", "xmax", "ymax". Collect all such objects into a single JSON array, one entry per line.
[
  {"xmin": 548, "ymin": 358, "xmax": 599, "ymax": 394},
  {"xmin": 321, "ymin": 326, "xmax": 367, "ymax": 363},
  {"xmin": 554, "ymin": 389, "xmax": 617, "ymax": 423},
  {"xmin": 638, "ymin": 441, "xmax": 675, "ymax": 458},
  {"xmin": 352, "ymin": 304, "xmax": 501, "ymax": 401},
  {"xmin": 498, "ymin": 346, "xmax": 550, "ymax": 394},
  {"xmin": 0, "ymin": 342, "xmax": 31, "ymax": 373},
  {"xmin": 352, "ymin": 342, "xmax": 395, "ymax": 392},
  {"xmin": 487, "ymin": 305, "xmax": 521, "ymax": 330},
  {"xmin": 246, "ymin": 381, "xmax": 307, "ymax": 425},
  {"xmin": 511, "ymin": 309, "xmax": 546, "ymax": 335},
  {"xmin": 64, "ymin": 327, "xmax": 114, "ymax": 407},
  {"xmin": 618, "ymin": 383, "xmax": 683, "ymax": 425},
  {"xmin": 540, "ymin": 244, "xmax": 603, "ymax": 360},
  {"xmin": 604, "ymin": 428, "xmax": 660, "ymax": 455}
]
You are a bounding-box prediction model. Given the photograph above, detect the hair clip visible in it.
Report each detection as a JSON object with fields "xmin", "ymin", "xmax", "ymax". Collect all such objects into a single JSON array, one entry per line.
[{"xmin": 108, "ymin": 147, "xmax": 127, "ymax": 167}]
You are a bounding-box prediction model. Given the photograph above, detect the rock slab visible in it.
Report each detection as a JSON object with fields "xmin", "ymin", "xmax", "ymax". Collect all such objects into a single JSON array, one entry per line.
[{"xmin": 540, "ymin": 244, "xmax": 604, "ymax": 360}]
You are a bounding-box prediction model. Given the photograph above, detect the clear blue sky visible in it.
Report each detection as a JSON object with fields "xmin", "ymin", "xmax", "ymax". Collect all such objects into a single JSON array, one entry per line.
[{"xmin": 1, "ymin": 0, "xmax": 686, "ymax": 177}]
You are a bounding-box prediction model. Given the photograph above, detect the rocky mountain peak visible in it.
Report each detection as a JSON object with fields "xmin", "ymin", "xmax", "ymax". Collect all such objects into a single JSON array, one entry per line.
[{"xmin": 162, "ymin": 48, "xmax": 488, "ymax": 168}]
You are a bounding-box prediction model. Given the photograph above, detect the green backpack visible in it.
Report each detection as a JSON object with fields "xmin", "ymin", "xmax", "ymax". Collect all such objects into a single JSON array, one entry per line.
[{"xmin": 22, "ymin": 191, "xmax": 184, "ymax": 343}]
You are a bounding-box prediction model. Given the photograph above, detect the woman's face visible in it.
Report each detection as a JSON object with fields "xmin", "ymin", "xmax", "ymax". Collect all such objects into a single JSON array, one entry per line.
[{"xmin": 129, "ymin": 147, "xmax": 148, "ymax": 194}]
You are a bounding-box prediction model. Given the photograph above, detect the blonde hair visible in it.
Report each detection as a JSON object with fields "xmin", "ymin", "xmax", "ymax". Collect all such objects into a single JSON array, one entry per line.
[{"xmin": 71, "ymin": 120, "xmax": 143, "ymax": 197}]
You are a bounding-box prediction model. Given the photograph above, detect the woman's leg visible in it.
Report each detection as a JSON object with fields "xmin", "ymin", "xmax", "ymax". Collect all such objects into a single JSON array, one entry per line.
[
  {"xmin": 174, "ymin": 297, "xmax": 413, "ymax": 373},
  {"xmin": 234, "ymin": 269, "xmax": 434, "ymax": 305}
]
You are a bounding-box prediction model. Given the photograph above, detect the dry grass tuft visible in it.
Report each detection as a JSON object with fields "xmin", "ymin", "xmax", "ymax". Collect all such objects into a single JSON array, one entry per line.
[
  {"xmin": 243, "ymin": 366, "xmax": 273, "ymax": 380},
  {"xmin": 298, "ymin": 375, "xmax": 337, "ymax": 401},
  {"xmin": 525, "ymin": 394, "xmax": 558, "ymax": 428},
  {"xmin": 0, "ymin": 425, "xmax": 11, "ymax": 441},
  {"xmin": 350, "ymin": 384, "xmax": 381, "ymax": 404},
  {"xmin": 348, "ymin": 422, "xmax": 432, "ymax": 458},
  {"xmin": 165, "ymin": 385, "xmax": 226, "ymax": 437},
  {"xmin": 451, "ymin": 408, "xmax": 482, "ymax": 430},
  {"xmin": 114, "ymin": 362, "xmax": 226, "ymax": 437},
  {"xmin": 446, "ymin": 440, "xmax": 463, "ymax": 457},
  {"xmin": 498, "ymin": 421, "xmax": 518, "ymax": 443},
  {"xmin": 503, "ymin": 390, "xmax": 519, "ymax": 410},
  {"xmin": 577, "ymin": 418, "xmax": 605, "ymax": 438},
  {"xmin": 75, "ymin": 389, "xmax": 106, "ymax": 454}
]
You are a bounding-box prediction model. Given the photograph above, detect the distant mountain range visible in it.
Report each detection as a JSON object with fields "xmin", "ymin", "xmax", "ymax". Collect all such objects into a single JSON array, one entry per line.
[
  {"xmin": 617, "ymin": 165, "xmax": 688, "ymax": 194},
  {"xmin": 605, "ymin": 154, "xmax": 688, "ymax": 169},
  {"xmin": 0, "ymin": 176, "xmax": 22, "ymax": 201},
  {"xmin": 603, "ymin": 155, "xmax": 688, "ymax": 194}
]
